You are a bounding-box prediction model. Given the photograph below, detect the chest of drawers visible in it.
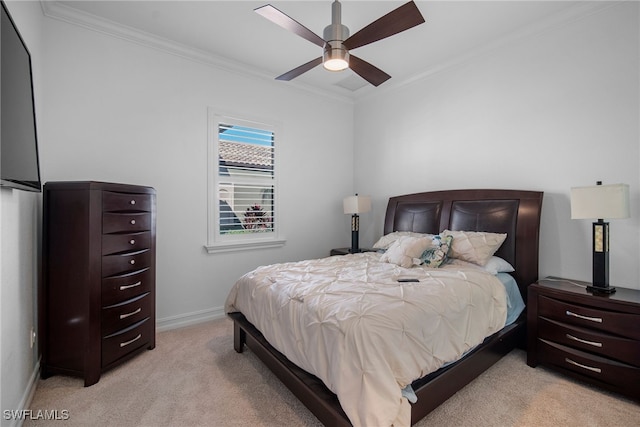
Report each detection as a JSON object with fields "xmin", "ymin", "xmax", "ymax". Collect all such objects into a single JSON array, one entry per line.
[
  {"xmin": 527, "ymin": 278, "xmax": 640, "ymax": 400},
  {"xmin": 41, "ymin": 181, "xmax": 156, "ymax": 386}
]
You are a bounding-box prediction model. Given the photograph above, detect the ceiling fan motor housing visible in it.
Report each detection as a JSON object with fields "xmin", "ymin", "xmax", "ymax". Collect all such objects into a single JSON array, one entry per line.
[{"xmin": 323, "ymin": 0, "xmax": 349, "ymax": 71}]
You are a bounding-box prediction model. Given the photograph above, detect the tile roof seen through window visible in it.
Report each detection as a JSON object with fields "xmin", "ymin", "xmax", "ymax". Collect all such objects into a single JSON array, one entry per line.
[{"xmin": 219, "ymin": 140, "xmax": 273, "ymax": 167}]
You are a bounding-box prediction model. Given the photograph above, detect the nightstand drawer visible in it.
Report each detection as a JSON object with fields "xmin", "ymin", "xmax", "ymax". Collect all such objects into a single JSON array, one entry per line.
[
  {"xmin": 538, "ymin": 317, "xmax": 640, "ymax": 366},
  {"xmin": 538, "ymin": 295, "xmax": 640, "ymax": 340},
  {"xmin": 538, "ymin": 339, "xmax": 640, "ymax": 394}
]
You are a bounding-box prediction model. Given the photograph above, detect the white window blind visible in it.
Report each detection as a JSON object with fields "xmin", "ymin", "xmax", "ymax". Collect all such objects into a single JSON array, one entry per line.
[{"xmin": 207, "ymin": 112, "xmax": 283, "ymax": 252}]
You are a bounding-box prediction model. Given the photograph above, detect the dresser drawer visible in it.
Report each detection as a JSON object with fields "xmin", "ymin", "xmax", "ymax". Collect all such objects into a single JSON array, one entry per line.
[
  {"xmin": 537, "ymin": 339, "xmax": 640, "ymax": 394},
  {"xmin": 102, "ymin": 249, "xmax": 151, "ymax": 278},
  {"xmin": 102, "ymin": 268, "xmax": 153, "ymax": 305},
  {"xmin": 102, "ymin": 231, "xmax": 151, "ymax": 256},
  {"xmin": 538, "ymin": 295, "xmax": 640, "ymax": 340},
  {"xmin": 103, "ymin": 191, "xmax": 153, "ymax": 213},
  {"xmin": 538, "ymin": 317, "xmax": 640, "ymax": 367},
  {"xmin": 102, "ymin": 318, "xmax": 152, "ymax": 368},
  {"xmin": 102, "ymin": 292, "xmax": 152, "ymax": 336},
  {"xmin": 103, "ymin": 212, "xmax": 151, "ymax": 234}
]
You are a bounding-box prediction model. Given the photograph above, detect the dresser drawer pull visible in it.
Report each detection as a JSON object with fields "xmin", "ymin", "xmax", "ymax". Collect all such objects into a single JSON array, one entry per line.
[
  {"xmin": 566, "ymin": 310, "xmax": 602, "ymax": 323},
  {"xmin": 130, "ymin": 259, "xmax": 136, "ymax": 265},
  {"xmin": 130, "ymin": 200, "xmax": 136, "ymax": 205},
  {"xmin": 130, "ymin": 219, "xmax": 136, "ymax": 225},
  {"xmin": 119, "ymin": 281, "xmax": 142, "ymax": 291},
  {"xmin": 566, "ymin": 334, "xmax": 603, "ymax": 348},
  {"xmin": 565, "ymin": 357, "xmax": 601, "ymax": 373},
  {"xmin": 119, "ymin": 308, "xmax": 142, "ymax": 320},
  {"xmin": 130, "ymin": 239, "xmax": 135, "ymax": 245},
  {"xmin": 120, "ymin": 334, "xmax": 141, "ymax": 348}
]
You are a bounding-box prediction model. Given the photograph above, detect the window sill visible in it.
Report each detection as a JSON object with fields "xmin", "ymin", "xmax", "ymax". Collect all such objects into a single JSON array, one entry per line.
[{"xmin": 204, "ymin": 238, "xmax": 286, "ymax": 254}]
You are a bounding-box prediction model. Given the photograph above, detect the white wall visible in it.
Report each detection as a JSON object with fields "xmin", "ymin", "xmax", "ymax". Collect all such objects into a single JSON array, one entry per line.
[
  {"xmin": 1, "ymin": 2, "xmax": 44, "ymax": 424},
  {"xmin": 38, "ymin": 12, "xmax": 355, "ymax": 328},
  {"xmin": 354, "ymin": 2, "xmax": 639, "ymax": 289}
]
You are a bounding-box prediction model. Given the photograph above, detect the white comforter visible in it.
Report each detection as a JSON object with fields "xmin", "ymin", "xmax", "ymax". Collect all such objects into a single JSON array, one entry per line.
[{"xmin": 225, "ymin": 252, "xmax": 507, "ymax": 426}]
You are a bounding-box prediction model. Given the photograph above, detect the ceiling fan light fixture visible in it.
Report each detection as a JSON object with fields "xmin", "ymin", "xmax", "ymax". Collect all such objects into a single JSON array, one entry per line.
[
  {"xmin": 323, "ymin": 2, "xmax": 349, "ymax": 72},
  {"xmin": 323, "ymin": 47, "xmax": 349, "ymax": 71}
]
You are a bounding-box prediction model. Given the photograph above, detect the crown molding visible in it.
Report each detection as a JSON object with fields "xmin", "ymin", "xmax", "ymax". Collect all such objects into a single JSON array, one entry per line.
[
  {"xmin": 355, "ymin": 1, "xmax": 623, "ymax": 103},
  {"xmin": 39, "ymin": 1, "xmax": 622, "ymax": 105},
  {"xmin": 39, "ymin": 1, "xmax": 355, "ymax": 105}
]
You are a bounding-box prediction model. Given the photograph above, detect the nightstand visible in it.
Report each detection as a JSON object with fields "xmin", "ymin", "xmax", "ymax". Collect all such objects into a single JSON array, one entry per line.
[
  {"xmin": 527, "ymin": 277, "xmax": 640, "ymax": 401},
  {"xmin": 330, "ymin": 248, "xmax": 376, "ymax": 256}
]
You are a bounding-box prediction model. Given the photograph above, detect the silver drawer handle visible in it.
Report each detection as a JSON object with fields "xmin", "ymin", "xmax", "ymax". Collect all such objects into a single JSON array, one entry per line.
[
  {"xmin": 565, "ymin": 357, "xmax": 602, "ymax": 374},
  {"xmin": 566, "ymin": 310, "xmax": 602, "ymax": 323},
  {"xmin": 130, "ymin": 200, "xmax": 136, "ymax": 205},
  {"xmin": 119, "ymin": 308, "xmax": 141, "ymax": 320},
  {"xmin": 130, "ymin": 219, "xmax": 136, "ymax": 225},
  {"xmin": 119, "ymin": 281, "xmax": 142, "ymax": 291},
  {"xmin": 120, "ymin": 334, "xmax": 141, "ymax": 348},
  {"xmin": 130, "ymin": 239, "xmax": 135, "ymax": 245},
  {"xmin": 566, "ymin": 334, "xmax": 603, "ymax": 348},
  {"xmin": 130, "ymin": 259, "xmax": 135, "ymax": 265}
]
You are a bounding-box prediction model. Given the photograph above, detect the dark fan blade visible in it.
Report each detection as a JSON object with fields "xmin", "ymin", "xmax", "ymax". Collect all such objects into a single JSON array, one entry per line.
[
  {"xmin": 343, "ymin": 1, "xmax": 425, "ymax": 51},
  {"xmin": 255, "ymin": 4, "xmax": 325, "ymax": 48},
  {"xmin": 276, "ymin": 57, "xmax": 323, "ymax": 81},
  {"xmin": 348, "ymin": 54, "xmax": 391, "ymax": 87}
]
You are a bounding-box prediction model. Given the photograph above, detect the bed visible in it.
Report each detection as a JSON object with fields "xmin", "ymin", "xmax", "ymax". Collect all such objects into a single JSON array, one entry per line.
[{"xmin": 226, "ymin": 189, "xmax": 543, "ymax": 426}]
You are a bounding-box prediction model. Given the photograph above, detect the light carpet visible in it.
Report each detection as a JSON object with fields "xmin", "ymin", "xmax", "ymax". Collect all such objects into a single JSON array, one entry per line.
[{"xmin": 26, "ymin": 318, "xmax": 639, "ymax": 426}]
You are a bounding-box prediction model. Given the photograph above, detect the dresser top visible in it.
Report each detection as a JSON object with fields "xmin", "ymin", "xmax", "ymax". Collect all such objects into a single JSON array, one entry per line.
[{"xmin": 44, "ymin": 181, "xmax": 155, "ymax": 194}]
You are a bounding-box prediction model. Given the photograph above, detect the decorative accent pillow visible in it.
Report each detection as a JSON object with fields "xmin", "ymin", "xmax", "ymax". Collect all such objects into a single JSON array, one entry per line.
[
  {"xmin": 420, "ymin": 234, "xmax": 453, "ymax": 268},
  {"xmin": 441, "ymin": 230, "xmax": 507, "ymax": 266},
  {"xmin": 372, "ymin": 231, "xmax": 433, "ymax": 250},
  {"xmin": 379, "ymin": 236, "xmax": 432, "ymax": 268}
]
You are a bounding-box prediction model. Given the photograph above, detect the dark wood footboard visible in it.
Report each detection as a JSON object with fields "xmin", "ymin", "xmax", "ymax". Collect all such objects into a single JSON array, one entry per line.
[
  {"xmin": 229, "ymin": 312, "xmax": 351, "ymax": 427},
  {"xmin": 229, "ymin": 311, "xmax": 525, "ymax": 426},
  {"xmin": 409, "ymin": 320, "xmax": 524, "ymax": 423}
]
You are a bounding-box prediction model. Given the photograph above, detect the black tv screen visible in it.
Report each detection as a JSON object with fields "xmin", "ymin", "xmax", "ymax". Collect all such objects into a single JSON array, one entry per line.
[{"xmin": 1, "ymin": 0, "xmax": 41, "ymax": 192}]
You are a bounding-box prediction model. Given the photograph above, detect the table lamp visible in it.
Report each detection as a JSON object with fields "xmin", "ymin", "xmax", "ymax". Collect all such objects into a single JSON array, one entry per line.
[
  {"xmin": 343, "ymin": 194, "xmax": 371, "ymax": 253},
  {"xmin": 570, "ymin": 181, "xmax": 630, "ymax": 294}
]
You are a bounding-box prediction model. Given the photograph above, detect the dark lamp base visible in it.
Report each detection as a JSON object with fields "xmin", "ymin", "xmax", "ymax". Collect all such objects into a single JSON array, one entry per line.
[{"xmin": 587, "ymin": 285, "xmax": 616, "ymax": 295}]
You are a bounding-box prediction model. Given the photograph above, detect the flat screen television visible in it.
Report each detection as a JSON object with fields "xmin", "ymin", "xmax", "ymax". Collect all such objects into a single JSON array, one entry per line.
[{"xmin": 1, "ymin": 0, "xmax": 42, "ymax": 192}]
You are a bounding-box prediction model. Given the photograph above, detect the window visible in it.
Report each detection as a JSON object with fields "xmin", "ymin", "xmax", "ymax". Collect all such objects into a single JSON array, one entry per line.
[{"xmin": 206, "ymin": 111, "xmax": 284, "ymax": 253}]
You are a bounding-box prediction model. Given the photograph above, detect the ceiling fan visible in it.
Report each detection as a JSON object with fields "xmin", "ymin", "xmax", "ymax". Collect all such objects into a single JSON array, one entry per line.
[{"xmin": 255, "ymin": 1, "xmax": 425, "ymax": 87}]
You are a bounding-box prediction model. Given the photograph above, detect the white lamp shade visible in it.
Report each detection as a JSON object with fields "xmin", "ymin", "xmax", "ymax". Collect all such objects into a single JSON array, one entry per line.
[
  {"xmin": 343, "ymin": 195, "xmax": 371, "ymax": 214},
  {"xmin": 570, "ymin": 183, "xmax": 630, "ymax": 219}
]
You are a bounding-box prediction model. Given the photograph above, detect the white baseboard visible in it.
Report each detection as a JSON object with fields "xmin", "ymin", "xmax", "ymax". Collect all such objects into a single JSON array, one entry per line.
[
  {"xmin": 156, "ymin": 306, "xmax": 226, "ymax": 332},
  {"xmin": 6, "ymin": 359, "xmax": 40, "ymax": 427}
]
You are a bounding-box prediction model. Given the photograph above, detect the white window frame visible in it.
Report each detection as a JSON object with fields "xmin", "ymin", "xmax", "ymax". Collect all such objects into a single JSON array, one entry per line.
[{"xmin": 205, "ymin": 108, "xmax": 285, "ymax": 253}]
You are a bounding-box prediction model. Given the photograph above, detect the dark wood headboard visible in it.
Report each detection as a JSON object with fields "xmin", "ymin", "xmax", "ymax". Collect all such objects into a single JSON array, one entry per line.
[{"xmin": 384, "ymin": 189, "xmax": 543, "ymax": 301}]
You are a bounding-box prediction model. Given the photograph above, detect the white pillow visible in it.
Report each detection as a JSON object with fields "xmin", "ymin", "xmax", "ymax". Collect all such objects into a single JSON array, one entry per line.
[
  {"xmin": 441, "ymin": 230, "xmax": 507, "ymax": 266},
  {"xmin": 379, "ymin": 236, "xmax": 432, "ymax": 268},
  {"xmin": 483, "ymin": 256, "xmax": 515, "ymax": 275},
  {"xmin": 445, "ymin": 256, "xmax": 514, "ymax": 275},
  {"xmin": 372, "ymin": 231, "xmax": 433, "ymax": 250}
]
